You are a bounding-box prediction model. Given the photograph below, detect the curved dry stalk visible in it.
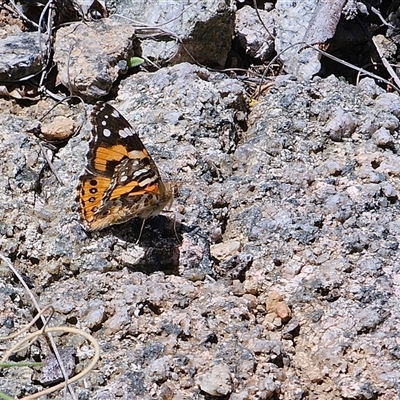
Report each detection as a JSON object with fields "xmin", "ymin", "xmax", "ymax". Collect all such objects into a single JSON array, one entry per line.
[
  {"xmin": 311, "ymin": 44, "xmax": 400, "ymax": 93},
  {"xmin": 0, "ymin": 305, "xmax": 54, "ymax": 341},
  {"xmin": 7, "ymin": 0, "xmax": 40, "ymax": 29},
  {"xmin": 38, "ymin": 142, "xmax": 64, "ymax": 185},
  {"xmin": 0, "ymin": 253, "xmax": 77, "ymax": 400},
  {"xmin": 38, "ymin": 96, "xmax": 86, "ymax": 123},
  {"xmin": 38, "ymin": 0, "xmax": 55, "ymax": 57},
  {"xmin": 111, "ymin": 13, "xmax": 178, "ymax": 38},
  {"xmin": 252, "ymin": 0, "xmax": 275, "ymax": 39},
  {"xmin": 1, "ymin": 326, "xmax": 100, "ymax": 400}
]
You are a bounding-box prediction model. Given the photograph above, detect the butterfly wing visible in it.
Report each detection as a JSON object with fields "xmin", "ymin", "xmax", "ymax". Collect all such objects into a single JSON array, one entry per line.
[{"xmin": 77, "ymin": 102, "xmax": 172, "ymax": 231}]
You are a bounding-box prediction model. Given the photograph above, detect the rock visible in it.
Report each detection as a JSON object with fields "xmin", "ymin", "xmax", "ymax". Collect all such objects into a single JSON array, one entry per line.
[
  {"xmin": 40, "ymin": 116, "xmax": 77, "ymax": 141},
  {"xmin": 104, "ymin": 305, "xmax": 130, "ymax": 335},
  {"xmin": 265, "ymin": 291, "xmax": 283, "ymax": 313},
  {"xmin": 372, "ymin": 127, "xmax": 394, "ymax": 148},
  {"xmin": 235, "ymin": 6, "xmax": 274, "ymax": 61},
  {"xmin": 325, "ymin": 107, "xmax": 357, "ymax": 141},
  {"xmin": 275, "ymin": 301, "xmax": 292, "ymax": 323},
  {"xmin": 40, "ymin": 347, "xmax": 76, "ymax": 385},
  {"xmin": 242, "ymin": 275, "xmax": 259, "ymax": 295},
  {"xmin": 54, "ymin": 20, "xmax": 136, "ymax": 99},
  {"xmin": 265, "ymin": 291, "xmax": 292, "ymax": 323},
  {"xmin": 375, "ymin": 92, "xmax": 400, "ymax": 117},
  {"xmin": 114, "ymin": 0, "xmax": 235, "ymax": 68},
  {"xmin": 210, "ymin": 240, "xmax": 241, "ymax": 261},
  {"xmin": 82, "ymin": 299, "xmax": 106, "ymax": 329},
  {"xmin": 275, "ymin": 0, "xmax": 321, "ymax": 79},
  {"xmin": 197, "ymin": 363, "xmax": 232, "ymax": 396},
  {"xmin": 0, "ymin": 32, "xmax": 43, "ymax": 81}
]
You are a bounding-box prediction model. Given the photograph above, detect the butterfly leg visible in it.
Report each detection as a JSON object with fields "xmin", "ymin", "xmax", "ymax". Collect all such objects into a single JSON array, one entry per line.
[
  {"xmin": 136, "ymin": 218, "xmax": 147, "ymax": 244},
  {"xmin": 172, "ymin": 211, "xmax": 181, "ymax": 243}
]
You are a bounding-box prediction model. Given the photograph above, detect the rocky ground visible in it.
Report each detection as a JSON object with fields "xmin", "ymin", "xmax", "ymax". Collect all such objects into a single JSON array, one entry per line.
[{"xmin": 1, "ymin": 1, "xmax": 400, "ymax": 400}]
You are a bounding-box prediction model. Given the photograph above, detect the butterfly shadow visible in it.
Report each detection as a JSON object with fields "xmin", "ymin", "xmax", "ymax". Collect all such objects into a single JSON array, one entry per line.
[{"xmin": 110, "ymin": 215, "xmax": 186, "ymax": 275}]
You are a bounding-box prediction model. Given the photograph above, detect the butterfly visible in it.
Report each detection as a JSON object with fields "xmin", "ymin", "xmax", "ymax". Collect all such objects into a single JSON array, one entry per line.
[{"xmin": 77, "ymin": 102, "xmax": 173, "ymax": 232}]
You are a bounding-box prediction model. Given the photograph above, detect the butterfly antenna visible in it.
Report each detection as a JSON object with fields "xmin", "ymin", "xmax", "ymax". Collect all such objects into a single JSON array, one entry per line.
[
  {"xmin": 173, "ymin": 211, "xmax": 181, "ymax": 243},
  {"xmin": 136, "ymin": 219, "xmax": 147, "ymax": 244}
]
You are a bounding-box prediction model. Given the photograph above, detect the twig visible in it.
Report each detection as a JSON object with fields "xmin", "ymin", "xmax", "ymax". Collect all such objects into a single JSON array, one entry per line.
[
  {"xmin": 7, "ymin": 0, "xmax": 40, "ymax": 29},
  {"xmin": 312, "ymin": 44, "xmax": 400, "ymax": 93},
  {"xmin": 257, "ymin": 41, "xmax": 400, "ymax": 98},
  {"xmin": 371, "ymin": 36, "xmax": 400, "ymax": 89},
  {"xmin": 370, "ymin": 5, "xmax": 395, "ymax": 28},
  {"xmin": 38, "ymin": 142, "xmax": 64, "ymax": 186}
]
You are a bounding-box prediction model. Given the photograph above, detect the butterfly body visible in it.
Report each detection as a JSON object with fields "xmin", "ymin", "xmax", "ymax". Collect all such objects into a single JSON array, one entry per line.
[{"xmin": 77, "ymin": 102, "xmax": 173, "ymax": 231}]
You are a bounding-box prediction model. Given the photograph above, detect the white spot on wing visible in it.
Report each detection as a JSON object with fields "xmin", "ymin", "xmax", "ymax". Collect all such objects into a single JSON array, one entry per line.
[
  {"xmin": 138, "ymin": 177, "xmax": 156, "ymax": 187},
  {"xmin": 128, "ymin": 150, "xmax": 145, "ymax": 158},
  {"xmin": 103, "ymin": 128, "xmax": 111, "ymax": 137},
  {"xmin": 133, "ymin": 168, "xmax": 148, "ymax": 177},
  {"xmin": 101, "ymin": 120, "xmax": 106, "ymax": 126},
  {"xmin": 119, "ymin": 127, "xmax": 134, "ymax": 138},
  {"xmin": 120, "ymin": 175, "xmax": 128, "ymax": 182},
  {"xmin": 111, "ymin": 110, "xmax": 120, "ymax": 118}
]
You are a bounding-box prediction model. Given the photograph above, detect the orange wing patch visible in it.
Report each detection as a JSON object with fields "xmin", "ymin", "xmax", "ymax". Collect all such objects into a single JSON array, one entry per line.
[
  {"xmin": 109, "ymin": 181, "xmax": 141, "ymax": 198},
  {"xmin": 93, "ymin": 145, "xmax": 130, "ymax": 172},
  {"xmin": 78, "ymin": 175, "xmax": 111, "ymax": 222}
]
